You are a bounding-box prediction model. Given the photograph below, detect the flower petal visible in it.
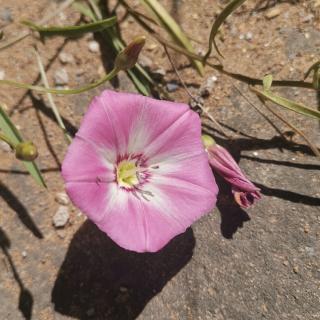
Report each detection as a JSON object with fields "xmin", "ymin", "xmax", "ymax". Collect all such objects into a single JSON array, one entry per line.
[
  {"xmin": 92, "ymin": 150, "xmax": 218, "ymax": 252},
  {"xmin": 62, "ymin": 137, "xmax": 114, "ymax": 183},
  {"xmin": 77, "ymin": 90, "xmax": 191, "ymax": 157}
]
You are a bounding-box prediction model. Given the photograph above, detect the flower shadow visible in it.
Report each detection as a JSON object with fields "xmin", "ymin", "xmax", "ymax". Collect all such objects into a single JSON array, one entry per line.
[{"xmin": 51, "ymin": 220, "xmax": 195, "ymax": 319}]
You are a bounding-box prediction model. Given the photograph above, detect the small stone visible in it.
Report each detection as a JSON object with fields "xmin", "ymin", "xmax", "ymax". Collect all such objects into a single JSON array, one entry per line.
[
  {"xmin": 54, "ymin": 68, "xmax": 69, "ymax": 86},
  {"xmin": 88, "ymin": 41, "xmax": 100, "ymax": 53},
  {"xmin": 153, "ymin": 68, "xmax": 166, "ymax": 77},
  {"xmin": 239, "ymin": 34, "xmax": 245, "ymax": 40},
  {"xmin": 304, "ymin": 224, "xmax": 310, "ymax": 233},
  {"xmin": 302, "ymin": 14, "xmax": 314, "ymax": 23},
  {"xmin": 58, "ymin": 52, "xmax": 74, "ymax": 64},
  {"xmin": 0, "ymin": 69, "xmax": 5, "ymax": 80},
  {"xmin": 305, "ymin": 246, "xmax": 315, "ymax": 256},
  {"xmin": 253, "ymin": 151, "xmax": 259, "ymax": 156},
  {"xmin": 261, "ymin": 304, "xmax": 268, "ymax": 314},
  {"xmin": 86, "ymin": 308, "xmax": 95, "ymax": 317},
  {"xmin": 119, "ymin": 286, "xmax": 128, "ymax": 293},
  {"xmin": 53, "ymin": 206, "xmax": 70, "ymax": 228},
  {"xmin": 245, "ymin": 32, "xmax": 253, "ymax": 41},
  {"xmin": 283, "ymin": 260, "xmax": 289, "ymax": 266},
  {"xmin": 265, "ymin": 7, "xmax": 282, "ymax": 19},
  {"xmin": 0, "ymin": 140, "xmax": 11, "ymax": 152},
  {"xmin": 138, "ymin": 54, "xmax": 152, "ymax": 68},
  {"xmin": 293, "ymin": 266, "xmax": 299, "ymax": 274},
  {"xmin": 0, "ymin": 8, "xmax": 12, "ymax": 23},
  {"xmin": 21, "ymin": 251, "xmax": 27, "ymax": 258},
  {"xmin": 200, "ymin": 75, "xmax": 218, "ymax": 97},
  {"xmin": 146, "ymin": 43, "xmax": 157, "ymax": 51},
  {"xmin": 166, "ymin": 82, "xmax": 179, "ymax": 92},
  {"xmin": 55, "ymin": 192, "xmax": 69, "ymax": 206}
]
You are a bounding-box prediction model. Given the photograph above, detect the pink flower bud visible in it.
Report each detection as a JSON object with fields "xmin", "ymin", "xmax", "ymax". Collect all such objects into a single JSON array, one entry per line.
[
  {"xmin": 115, "ymin": 36, "xmax": 146, "ymax": 71},
  {"xmin": 202, "ymin": 135, "xmax": 261, "ymax": 208}
]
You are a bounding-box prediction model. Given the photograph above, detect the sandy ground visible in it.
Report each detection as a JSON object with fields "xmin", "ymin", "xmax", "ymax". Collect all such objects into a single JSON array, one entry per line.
[{"xmin": 0, "ymin": 0, "xmax": 319, "ymax": 319}]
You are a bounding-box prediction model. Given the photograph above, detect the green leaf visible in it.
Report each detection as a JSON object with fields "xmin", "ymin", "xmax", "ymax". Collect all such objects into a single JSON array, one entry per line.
[
  {"xmin": 140, "ymin": 0, "xmax": 204, "ymax": 76},
  {"xmin": 203, "ymin": 0, "xmax": 247, "ymax": 61},
  {"xmin": 263, "ymin": 74, "xmax": 273, "ymax": 91},
  {"xmin": 72, "ymin": 2, "xmax": 96, "ymax": 21},
  {"xmin": 21, "ymin": 16, "xmax": 117, "ymax": 37},
  {"xmin": 73, "ymin": 1, "xmax": 152, "ymax": 95},
  {"xmin": 304, "ymin": 61, "xmax": 320, "ymax": 90},
  {"xmin": 252, "ymin": 87, "xmax": 320, "ymax": 120},
  {"xmin": 0, "ymin": 105, "xmax": 46, "ymax": 187}
]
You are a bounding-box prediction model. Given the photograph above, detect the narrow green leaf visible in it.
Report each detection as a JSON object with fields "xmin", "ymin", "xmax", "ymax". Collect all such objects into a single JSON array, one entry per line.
[
  {"xmin": 0, "ymin": 105, "xmax": 46, "ymax": 187},
  {"xmin": 140, "ymin": 0, "xmax": 204, "ymax": 75},
  {"xmin": 21, "ymin": 16, "xmax": 117, "ymax": 37},
  {"xmin": 304, "ymin": 61, "xmax": 320, "ymax": 89},
  {"xmin": 34, "ymin": 49, "xmax": 72, "ymax": 144},
  {"xmin": 74, "ymin": 1, "xmax": 152, "ymax": 95},
  {"xmin": 203, "ymin": 0, "xmax": 247, "ymax": 61},
  {"xmin": 304, "ymin": 61, "xmax": 320, "ymax": 79},
  {"xmin": 252, "ymin": 87, "xmax": 320, "ymax": 120},
  {"xmin": 0, "ymin": 67, "xmax": 119, "ymax": 94},
  {"xmin": 263, "ymin": 74, "xmax": 273, "ymax": 91},
  {"xmin": 72, "ymin": 2, "xmax": 96, "ymax": 21}
]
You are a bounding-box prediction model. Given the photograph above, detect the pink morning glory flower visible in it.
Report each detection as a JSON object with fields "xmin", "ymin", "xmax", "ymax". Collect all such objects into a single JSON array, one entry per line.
[
  {"xmin": 202, "ymin": 135, "xmax": 261, "ymax": 208},
  {"xmin": 62, "ymin": 90, "xmax": 218, "ymax": 252}
]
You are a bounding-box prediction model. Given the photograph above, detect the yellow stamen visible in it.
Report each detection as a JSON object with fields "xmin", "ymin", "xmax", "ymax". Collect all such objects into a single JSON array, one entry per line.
[{"xmin": 116, "ymin": 160, "xmax": 139, "ymax": 187}]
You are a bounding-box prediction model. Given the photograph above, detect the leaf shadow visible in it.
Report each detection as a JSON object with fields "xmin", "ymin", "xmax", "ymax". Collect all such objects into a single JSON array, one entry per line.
[
  {"xmin": 51, "ymin": 221, "xmax": 195, "ymax": 319},
  {"xmin": 0, "ymin": 227, "xmax": 33, "ymax": 320},
  {"xmin": 0, "ymin": 182, "xmax": 43, "ymax": 238}
]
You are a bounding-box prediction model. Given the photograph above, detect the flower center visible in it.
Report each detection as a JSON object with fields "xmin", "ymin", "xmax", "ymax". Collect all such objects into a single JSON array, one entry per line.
[{"xmin": 116, "ymin": 160, "xmax": 139, "ymax": 188}]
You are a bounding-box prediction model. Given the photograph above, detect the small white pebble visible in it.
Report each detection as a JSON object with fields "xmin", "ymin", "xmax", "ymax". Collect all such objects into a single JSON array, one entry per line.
[
  {"xmin": 239, "ymin": 34, "xmax": 245, "ymax": 40},
  {"xmin": 59, "ymin": 52, "xmax": 74, "ymax": 64},
  {"xmin": 53, "ymin": 206, "xmax": 70, "ymax": 228},
  {"xmin": 245, "ymin": 32, "xmax": 253, "ymax": 41},
  {"xmin": 55, "ymin": 192, "xmax": 69, "ymax": 206},
  {"xmin": 304, "ymin": 33, "xmax": 310, "ymax": 39},
  {"xmin": 0, "ymin": 69, "xmax": 5, "ymax": 80},
  {"xmin": 0, "ymin": 140, "xmax": 11, "ymax": 152},
  {"xmin": 253, "ymin": 152, "xmax": 259, "ymax": 156},
  {"xmin": 22, "ymin": 251, "xmax": 27, "ymax": 258},
  {"xmin": 265, "ymin": 7, "xmax": 282, "ymax": 19},
  {"xmin": 54, "ymin": 68, "xmax": 69, "ymax": 86},
  {"xmin": 88, "ymin": 41, "xmax": 100, "ymax": 53}
]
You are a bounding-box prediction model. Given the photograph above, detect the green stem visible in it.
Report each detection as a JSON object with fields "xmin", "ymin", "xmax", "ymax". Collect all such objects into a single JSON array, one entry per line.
[{"xmin": 0, "ymin": 68, "xmax": 119, "ymax": 95}]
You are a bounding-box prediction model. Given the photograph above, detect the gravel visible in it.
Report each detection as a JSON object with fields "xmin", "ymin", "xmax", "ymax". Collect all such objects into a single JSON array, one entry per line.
[
  {"xmin": 54, "ymin": 68, "xmax": 69, "ymax": 86},
  {"xmin": 53, "ymin": 206, "xmax": 70, "ymax": 228}
]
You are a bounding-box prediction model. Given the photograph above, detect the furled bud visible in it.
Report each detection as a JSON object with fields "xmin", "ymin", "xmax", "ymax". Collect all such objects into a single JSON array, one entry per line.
[
  {"xmin": 114, "ymin": 36, "xmax": 146, "ymax": 71},
  {"xmin": 202, "ymin": 134, "xmax": 261, "ymax": 208},
  {"xmin": 15, "ymin": 141, "xmax": 38, "ymax": 161}
]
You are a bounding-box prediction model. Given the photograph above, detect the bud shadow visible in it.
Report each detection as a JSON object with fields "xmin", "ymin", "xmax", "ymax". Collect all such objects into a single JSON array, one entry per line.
[
  {"xmin": 51, "ymin": 220, "xmax": 195, "ymax": 319},
  {"xmin": 214, "ymin": 173, "xmax": 251, "ymax": 239}
]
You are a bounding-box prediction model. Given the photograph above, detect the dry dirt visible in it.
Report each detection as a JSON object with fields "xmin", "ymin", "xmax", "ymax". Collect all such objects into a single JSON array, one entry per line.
[{"xmin": 0, "ymin": 0, "xmax": 319, "ymax": 319}]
